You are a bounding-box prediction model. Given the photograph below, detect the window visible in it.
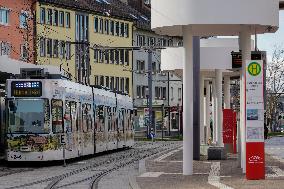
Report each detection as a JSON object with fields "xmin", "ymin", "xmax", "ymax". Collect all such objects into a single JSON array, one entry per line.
[
  {"xmin": 66, "ymin": 42, "xmax": 71, "ymax": 60},
  {"xmin": 124, "ymin": 23, "xmax": 129, "ymax": 37},
  {"xmin": 120, "ymin": 78, "xmax": 124, "ymax": 92},
  {"xmin": 115, "ymin": 21, "xmax": 119, "ymax": 36},
  {"xmin": 46, "ymin": 38, "xmax": 52, "ymax": 57},
  {"xmin": 51, "ymin": 100, "xmax": 63, "ymax": 133},
  {"xmin": 53, "ymin": 39, "xmax": 58, "ymax": 58},
  {"xmin": 99, "ymin": 18, "xmax": 103, "ymax": 33},
  {"xmin": 99, "ymin": 50, "xmax": 104, "ymax": 63},
  {"xmin": 0, "ymin": 9, "xmax": 9, "ymax": 25},
  {"xmin": 162, "ymin": 87, "xmax": 167, "ymax": 99},
  {"xmin": 178, "ymin": 88, "xmax": 182, "ymax": 100},
  {"xmin": 106, "ymin": 76, "xmax": 109, "ymax": 88},
  {"xmin": 137, "ymin": 60, "xmax": 145, "ymax": 73},
  {"xmin": 53, "ymin": 10, "xmax": 58, "ymax": 26},
  {"xmin": 155, "ymin": 87, "xmax": 160, "ymax": 99},
  {"xmin": 110, "ymin": 20, "xmax": 114, "ymax": 35},
  {"xmin": 40, "ymin": 8, "xmax": 45, "ymax": 24},
  {"xmin": 115, "ymin": 77, "xmax": 119, "ymax": 91},
  {"xmin": 125, "ymin": 50, "xmax": 129, "ymax": 65},
  {"xmin": 142, "ymin": 86, "xmax": 147, "ymax": 98},
  {"xmin": 20, "ymin": 44, "xmax": 28, "ymax": 61},
  {"xmin": 125, "ymin": 78, "xmax": 129, "ymax": 94},
  {"xmin": 94, "ymin": 17, "xmax": 98, "ymax": 32},
  {"xmin": 59, "ymin": 11, "xmax": 64, "ymax": 27},
  {"xmin": 137, "ymin": 35, "xmax": 145, "ymax": 46},
  {"xmin": 110, "ymin": 50, "xmax": 114, "ymax": 64},
  {"xmin": 19, "ymin": 12, "xmax": 28, "ymax": 28},
  {"xmin": 66, "ymin": 12, "xmax": 70, "ymax": 28},
  {"xmin": 0, "ymin": 42, "xmax": 11, "ymax": 56},
  {"xmin": 40, "ymin": 38, "xmax": 46, "ymax": 57},
  {"xmin": 152, "ymin": 62, "xmax": 156, "ymax": 73},
  {"xmin": 136, "ymin": 86, "xmax": 141, "ymax": 98},
  {"xmin": 59, "ymin": 41, "xmax": 65, "ymax": 58},
  {"xmin": 94, "ymin": 50, "xmax": 98, "ymax": 63},
  {"xmin": 168, "ymin": 39, "xmax": 173, "ymax": 46},
  {"xmin": 104, "ymin": 19, "xmax": 109, "ymax": 34},
  {"xmin": 110, "ymin": 77, "xmax": 114, "ymax": 90},
  {"xmin": 148, "ymin": 37, "xmax": 155, "ymax": 46},
  {"xmin": 47, "ymin": 9, "xmax": 52, "ymax": 25},
  {"xmin": 120, "ymin": 49, "xmax": 124, "ymax": 64},
  {"xmin": 94, "ymin": 75, "xmax": 99, "ymax": 85},
  {"xmin": 100, "ymin": 75, "xmax": 104, "ymax": 86},
  {"xmin": 171, "ymin": 87, "xmax": 174, "ymax": 100},
  {"xmin": 115, "ymin": 50, "xmax": 119, "ymax": 64},
  {"xmin": 120, "ymin": 22, "xmax": 124, "ymax": 37},
  {"xmin": 105, "ymin": 50, "xmax": 109, "ymax": 63}
]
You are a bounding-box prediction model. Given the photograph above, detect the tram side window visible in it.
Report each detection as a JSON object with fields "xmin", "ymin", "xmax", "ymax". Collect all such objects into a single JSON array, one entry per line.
[
  {"xmin": 113, "ymin": 107, "xmax": 117, "ymax": 131},
  {"xmin": 52, "ymin": 100, "xmax": 63, "ymax": 133},
  {"xmin": 107, "ymin": 107, "xmax": 112, "ymax": 131},
  {"xmin": 70, "ymin": 102, "xmax": 77, "ymax": 132},
  {"xmin": 82, "ymin": 103, "xmax": 92, "ymax": 132},
  {"xmin": 96, "ymin": 105, "xmax": 105, "ymax": 132}
]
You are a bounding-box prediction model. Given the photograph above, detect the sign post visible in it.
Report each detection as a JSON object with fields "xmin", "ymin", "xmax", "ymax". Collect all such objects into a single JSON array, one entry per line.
[{"xmin": 245, "ymin": 60, "xmax": 265, "ymax": 180}]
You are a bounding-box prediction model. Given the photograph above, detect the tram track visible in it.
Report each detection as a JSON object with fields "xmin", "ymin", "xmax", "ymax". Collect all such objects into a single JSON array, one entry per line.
[
  {"xmin": 52, "ymin": 142, "xmax": 181, "ymax": 189},
  {"xmin": 3, "ymin": 142, "xmax": 181, "ymax": 189}
]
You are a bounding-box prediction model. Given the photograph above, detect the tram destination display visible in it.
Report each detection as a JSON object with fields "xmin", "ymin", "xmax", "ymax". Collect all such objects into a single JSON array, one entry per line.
[{"xmin": 11, "ymin": 81, "xmax": 42, "ymax": 97}]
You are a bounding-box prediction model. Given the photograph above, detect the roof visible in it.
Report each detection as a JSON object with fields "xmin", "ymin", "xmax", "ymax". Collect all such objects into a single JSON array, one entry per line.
[{"xmin": 38, "ymin": 0, "xmax": 151, "ymax": 30}]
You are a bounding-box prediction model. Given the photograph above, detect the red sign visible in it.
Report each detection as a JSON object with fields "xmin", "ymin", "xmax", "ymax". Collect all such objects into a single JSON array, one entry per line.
[
  {"xmin": 223, "ymin": 109, "xmax": 234, "ymax": 143},
  {"xmin": 246, "ymin": 142, "xmax": 265, "ymax": 180}
]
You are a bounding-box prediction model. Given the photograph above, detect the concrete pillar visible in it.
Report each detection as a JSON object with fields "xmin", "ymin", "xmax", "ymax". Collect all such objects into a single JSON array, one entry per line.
[
  {"xmin": 205, "ymin": 80, "xmax": 211, "ymax": 143},
  {"xmin": 200, "ymin": 73, "xmax": 205, "ymax": 144},
  {"xmin": 182, "ymin": 26, "xmax": 193, "ymax": 175},
  {"xmin": 224, "ymin": 76, "xmax": 231, "ymax": 109},
  {"xmin": 212, "ymin": 78, "xmax": 216, "ymax": 143},
  {"xmin": 239, "ymin": 26, "xmax": 251, "ymax": 173},
  {"xmin": 215, "ymin": 69, "xmax": 223, "ymax": 147}
]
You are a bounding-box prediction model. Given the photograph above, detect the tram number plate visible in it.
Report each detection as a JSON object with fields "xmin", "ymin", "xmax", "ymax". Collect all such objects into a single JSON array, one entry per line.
[{"xmin": 60, "ymin": 134, "xmax": 66, "ymax": 145}]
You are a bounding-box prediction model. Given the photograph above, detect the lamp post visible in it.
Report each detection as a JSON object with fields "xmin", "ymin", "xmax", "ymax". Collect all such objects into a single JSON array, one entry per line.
[{"xmin": 146, "ymin": 88, "xmax": 150, "ymax": 138}]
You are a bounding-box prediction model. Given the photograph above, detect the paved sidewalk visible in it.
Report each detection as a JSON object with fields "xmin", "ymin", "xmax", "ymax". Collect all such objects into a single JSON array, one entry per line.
[{"xmin": 136, "ymin": 149, "xmax": 284, "ymax": 189}]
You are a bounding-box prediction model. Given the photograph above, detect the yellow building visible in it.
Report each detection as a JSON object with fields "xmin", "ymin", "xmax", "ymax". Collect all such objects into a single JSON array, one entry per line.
[
  {"xmin": 89, "ymin": 14, "xmax": 133, "ymax": 96},
  {"xmin": 35, "ymin": 2, "xmax": 76, "ymax": 81},
  {"xmin": 34, "ymin": 0, "xmax": 133, "ymax": 96}
]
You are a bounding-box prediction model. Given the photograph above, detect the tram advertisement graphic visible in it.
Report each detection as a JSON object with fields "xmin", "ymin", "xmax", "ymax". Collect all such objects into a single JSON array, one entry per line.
[{"xmin": 245, "ymin": 60, "xmax": 265, "ymax": 180}]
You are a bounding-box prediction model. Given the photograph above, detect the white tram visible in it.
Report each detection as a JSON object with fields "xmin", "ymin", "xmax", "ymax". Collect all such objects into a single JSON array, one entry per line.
[{"xmin": 4, "ymin": 79, "xmax": 134, "ymax": 161}]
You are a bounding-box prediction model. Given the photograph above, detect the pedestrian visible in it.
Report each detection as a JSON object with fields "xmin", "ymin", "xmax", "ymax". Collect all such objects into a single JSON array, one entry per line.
[{"xmin": 150, "ymin": 128, "xmax": 155, "ymax": 142}]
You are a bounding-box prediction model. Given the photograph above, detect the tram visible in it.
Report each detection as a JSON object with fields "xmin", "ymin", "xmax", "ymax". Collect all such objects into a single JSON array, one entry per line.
[{"xmin": 4, "ymin": 79, "xmax": 134, "ymax": 161}]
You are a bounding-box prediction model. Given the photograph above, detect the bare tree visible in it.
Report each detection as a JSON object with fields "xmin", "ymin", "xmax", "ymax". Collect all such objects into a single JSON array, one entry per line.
[{"xmin": 266, "ymin": 46, "xmax": 284, "ymax": 131}]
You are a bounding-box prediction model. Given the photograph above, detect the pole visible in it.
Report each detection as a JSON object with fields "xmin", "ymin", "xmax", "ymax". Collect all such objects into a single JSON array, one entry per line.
[
  {"xmin": 205, "ymin": 80, "xmax": 211, "ymax": 143},
  {"xmin": 215, "ymin": 69, "xmax": 223, "ymax": 146},
  {"xmin": 200, "ymin": 73, "xmax": 205, "ymax": 144},
  {"xmin": 193, "ymin": 36, "xmax": 200, "ymax": 160},
  {"xmin": 63, "ymin": 144, "xmax": 66, "ymax": 167},
  {"xmin": 239, "ymin": 26, "xmax": 251, "ymax": 173},
  {"xmin": 148, "ymin": 50, "xmax": 154, "ymax": 134},
  {"xmin": 183, "ymin": 26, "xmax": 194, "ymax": 175}
]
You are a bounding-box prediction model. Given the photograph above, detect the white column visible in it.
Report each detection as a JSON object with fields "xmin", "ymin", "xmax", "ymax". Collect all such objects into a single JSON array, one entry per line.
[
  {"xmin": 200, "ymin": 73, "xmax": 205, "ymax": 144},
  {"xmin": 239, "ymin": 26, "xmax": 251, "ymax": 173},
  {"xmin": 215, "ymin": 69, "xmax": 223, "ymax": 147},
  {"xmin": 205, "ymin": 80, "xmax": 211, "ymax": 143},
  {"xmin": 212, "ymin": 78, "xmax": 216, "ymax": 143},
  {"xmin": 224, "ymin": 76, "xmax": 231, "ymax": 109},
  {"xmin": 182, "ymin": 26, "xmax": 193, "ymax": 175}
]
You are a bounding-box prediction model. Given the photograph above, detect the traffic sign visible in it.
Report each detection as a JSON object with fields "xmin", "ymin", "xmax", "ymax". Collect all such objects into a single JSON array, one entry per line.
[{"xmin": 60, "ymin": 134, "xmax": 66, "ymax": 145}]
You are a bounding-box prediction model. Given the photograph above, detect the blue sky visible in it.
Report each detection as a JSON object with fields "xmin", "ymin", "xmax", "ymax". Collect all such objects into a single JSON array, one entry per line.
[{"xmin": 258, "ymin": 11, "xmax": 284, "ymax": 61}]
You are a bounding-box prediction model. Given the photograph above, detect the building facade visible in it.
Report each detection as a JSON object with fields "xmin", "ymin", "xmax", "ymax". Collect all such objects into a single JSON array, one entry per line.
[
  {"xmin": 0, "ymin": 0, "xmax": 35, "ymax": 62},
  {"xmin": 34, "ymin": 0, "xmax": 134, "ymax": 94}
]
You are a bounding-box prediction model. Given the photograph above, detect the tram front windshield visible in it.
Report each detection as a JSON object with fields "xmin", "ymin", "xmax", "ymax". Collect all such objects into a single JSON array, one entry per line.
[{"xmin": 8, "ymin": 99, "xmax": 48, "ymax": 134}]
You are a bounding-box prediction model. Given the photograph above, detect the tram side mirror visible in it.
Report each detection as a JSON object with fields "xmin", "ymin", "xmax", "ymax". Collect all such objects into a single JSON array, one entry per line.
[{"xmin": 9, "ymin": 101, "xmax": 17, "ymax": 113}]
